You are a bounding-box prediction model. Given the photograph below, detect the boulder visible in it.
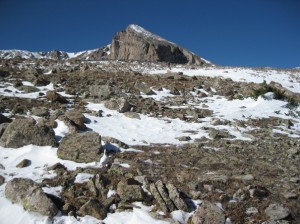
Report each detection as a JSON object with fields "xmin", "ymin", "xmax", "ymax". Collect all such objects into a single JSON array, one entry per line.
[
  {"xmin": 134, "ymin": 81, "xmax": 156, "ymax": 95},
  {"xmin": 89, "ymin": 84, "xmax": 116, "ymax": 100},
  {"xmin": 265, "ymin": 203, "xmax": 291, "ymax": 220},
  {"xmin": 65, "ymin": 110, "xmax": 86, "ymax": 130},
  {"xmin": 149, "ymin": 180, "xmax": 191, "ymax": 213},
  {"xmin": 0, "ymin": 118, "xmax": 57, "ymax": 148},
  {"xmin": 117, "ymin": 178, "xmax": 144, "ymax": 202},
  {"xmin": 31, "ymin": 107, "xmax": 50, "ymax": 117},
  {"xmin": 191, "ymin": 201, "xmax": 226, "ymax": 224},
  {"xmin": 104, "ymin": 98, "xmax": 131, "ymax": 113},
  {"xmin": 46, "ymin": 91, "xmax": 68, "ymax": 103},
  {"xmin": 57, "ymin": 131, "xmax": 103, "ymax": 163},
  {"xmin": 0, "ymin": 114, "xmax": 12, "ymax": 124},
  {"xmin": 77, "ymin": 199, "xmax": 107, "ymax": 220},
  {"xmin": 5, "ymin": 178, "xmax": 58, "ymax": 217}
]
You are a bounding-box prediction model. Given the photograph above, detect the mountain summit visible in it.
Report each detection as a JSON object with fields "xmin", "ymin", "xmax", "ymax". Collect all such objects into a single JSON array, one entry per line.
[{"xmin": 109, "ymin": 24, "xmax": 209, "ymax": 65}]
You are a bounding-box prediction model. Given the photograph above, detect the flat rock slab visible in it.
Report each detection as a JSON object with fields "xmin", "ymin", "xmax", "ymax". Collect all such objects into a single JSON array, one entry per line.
[{"xmin": 57, "ymin": 131, "xmax": 103, "ymax": 163}]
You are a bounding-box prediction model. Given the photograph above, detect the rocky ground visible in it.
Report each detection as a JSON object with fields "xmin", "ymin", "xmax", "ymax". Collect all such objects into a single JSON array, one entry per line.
[{"xmin": 0, "ymin": 58, "xmax": 299, "ymax": 224}]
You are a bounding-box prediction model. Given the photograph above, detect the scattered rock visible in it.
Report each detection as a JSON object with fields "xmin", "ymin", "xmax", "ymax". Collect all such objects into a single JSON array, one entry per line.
[
  {"xmin": 0, "ymin": 118, "xmax": 57, "ymax": 148},
  {"xmin": 65, "ymin": 110, "xmax": 86, "ymax": 131},
  {"xmin": 102, "ymin": 136, "xmax": 129, "ymax": 149},
  {"xmin": 0, "ymin": 175, "xmax": 5, "ymax": 185},
  {"xmin": 117, "ymin": 178, "xmax": 144, "ymax": 202},
  {"xmin": 0, "ymin": 123, "xmax": 9, "ymax": 138},
  {"xmin": 124, "ymin": 112, "xmax": 141, "ymax": 119},
  {"xmin": 191, "ymin": 201, "xmax": 226, "ymax": 224},
  {"xmin": 5, "ymin": 178, "xmax": 58, "ymax": 217},
  {"xmin": 264, "ymin": 203, "xmax": 291, "ymax": 220},
  {"xmin": 16, "ymin": 159, "xmax": 31, "ymax": 168},
  {"xmin": 104, "ymin": 98, "xmax": 131, "ymax": 113},
  {"xmin": 46, "ymin": 91, "xmax": 68, "ymax": 103},
  {"xmin": 134, "ymin": 81, "xmax": 156, "ymax": 95},
  {"xmin": 89, "ymin": 84, "xmax": 116, "ymax": 100},
  {"xmin": 16, "ymin": 85, "xmax": 39, "ymax": 93},
  {"xmin": 57, "ymin": 131, "xmax": 103, "ymax": 163},
  {"xmin": 0, "ymin": 114, "xmax": 12, "ymax": 124},
  {"xmin": 77, "ymin": 199, "xmax": 107, "ymax": 220},
  {"xmin": 31, "ymin": 107, "xmax": 49, "ymax": 117}
]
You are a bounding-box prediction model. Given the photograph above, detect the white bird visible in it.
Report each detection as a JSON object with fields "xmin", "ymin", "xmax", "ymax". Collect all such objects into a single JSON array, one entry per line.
[{"xmin": 99, "ymin": 149, "xmax": 109, "ymax": 168}]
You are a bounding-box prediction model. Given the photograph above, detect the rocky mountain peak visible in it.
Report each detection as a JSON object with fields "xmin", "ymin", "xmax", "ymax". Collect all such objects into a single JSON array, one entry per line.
[{"xmin": 109, "ymin": 24, "xmax": 209, "ymax": 65}]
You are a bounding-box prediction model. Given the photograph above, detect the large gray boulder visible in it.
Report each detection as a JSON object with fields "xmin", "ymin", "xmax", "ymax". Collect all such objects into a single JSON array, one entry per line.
[
  {"xmin": 57, "ymin": 131, "xmax": 103, "ymax": 163},
  {"xmin": 0, "ymin": 118, "xmax": 57, "ymax": 148},
  {"xmin": 89, "ymin": 84, "xmax": 116, "ymax": 100},
  {"xmin": 5, "ymin": 178, "xmax": 58, "ymax": 217},
  {"xmin": 109, "ymin": 24, "xmax": 209, "ymax": 65}
]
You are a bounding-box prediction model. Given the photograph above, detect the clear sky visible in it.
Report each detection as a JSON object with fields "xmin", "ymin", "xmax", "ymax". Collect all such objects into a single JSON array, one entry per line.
[{"xmin": 0, "ymin": 0, "xmax": 299, "ymax": 68}]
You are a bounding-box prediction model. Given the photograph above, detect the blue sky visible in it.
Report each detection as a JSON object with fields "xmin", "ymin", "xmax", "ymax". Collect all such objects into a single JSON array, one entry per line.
[{"xmin": 0, "ymin": 0, "xmax": 299, "ymax": 68}]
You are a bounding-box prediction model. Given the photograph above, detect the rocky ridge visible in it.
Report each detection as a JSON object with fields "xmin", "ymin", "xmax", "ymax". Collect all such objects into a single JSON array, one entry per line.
[{"xmin": 0, "ymin": 24, "xmax": 210, "ymax": 65}]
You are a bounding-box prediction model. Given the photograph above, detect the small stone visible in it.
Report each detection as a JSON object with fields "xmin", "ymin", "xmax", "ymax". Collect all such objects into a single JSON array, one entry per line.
[
  {"xmin": 0, "ymin": 175, "xmax": 5, "ymax": 185},
  {"xmin": 46, "ymin": 91, "xmax": 68, "ymax": 103},
  {"xmin": 16, "ymin": 159, "xmax": 31, "ymax": 168},
  {"xmin": 0, "ymin": 163, "xmax": 5, "ymax": 170},
  {"xmin": 176, "ymin": 136, "xmax": 191, "ymax": 141},
  {"xmin": 265, "ymin": 203, "xmax": 291, "ymax": 220}
]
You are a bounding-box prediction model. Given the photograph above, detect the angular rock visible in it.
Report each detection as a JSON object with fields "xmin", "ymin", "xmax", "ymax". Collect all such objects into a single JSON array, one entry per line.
[
  {"xmin": 0, "ymin": 123, "xmax": 9, "ymax": 138},
  {"xmin": 265, "ymin": 203, "xmax": 291, "ymax": 220},
  {"xmin": 31, "ymin": 107, "xmax": 49, "ymax": 117},
  {"xmin": 5, "ymin": 178, "xmax": 58, "ymax": 217},
  {"xmin": 102, "ymin": 136, "xmax": 129, "ymax": 149},
  {"xmin": 77, "ymin": 199, "xmax": 107, "ymax": 220},
  {"xmin": 89, "ymin": 84, "xmax": 116, "ymax": 100},
  {"xmin": 104, "ymin": 98, "xmax": 131, "ymax": 113},
  {"xmin": 166, "ymin": 183, "xmax": 190, "ymax": 211},
  {"xmin": 124, "ymin": 112, "xmax": 141, "ymax": 119},
  {"xmin": 117, "ymin": 178, "xmax": 144, "ymax": 202},
  {"xmin": 57, "ymin": 131, "xmax": 103, "ymax": 163},
  {"xmin": 16, "ymin": 159, "xmax": 31, "ymax": 168},
  {"xmin": 149, "ymin": 180, "xmax": 190, "ymax": 213},
  {"xmin": 134, "ymin": 81, "xmax": 156, "ymax": 95},
  {"xmin": 17, "ymin": 85, "xmax": 40, "ymax": 93},
  {"xmin": 191, "ymin": 201, "xmax": 226, "ymax": 224},
  {"xmin": 0, "ymin": 175, "xmax": 5, "ymax": 185},
  {"xmin": 65, "ymin": 110, "xmax": 86, "ymax": 130},
  {"xmin": 46, "ymin": 90, "xmax": 68, "ymax": 103},
  {"xmin": 0, "ymin": 118, "xmax": 57, "ymax": 148},
  {"xmin": 0, "ymin": 113, "xmax": 12, "ymax": 124},
  {"xmin": 109, "ymin": 24, "xmax": 208, "ymax": 65}
]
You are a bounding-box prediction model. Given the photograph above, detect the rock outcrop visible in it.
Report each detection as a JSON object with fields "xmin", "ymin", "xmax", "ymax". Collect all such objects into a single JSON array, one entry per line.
[{"xmin": 109, "ymin": 24, "xmax": 209, "ymax": 65}]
